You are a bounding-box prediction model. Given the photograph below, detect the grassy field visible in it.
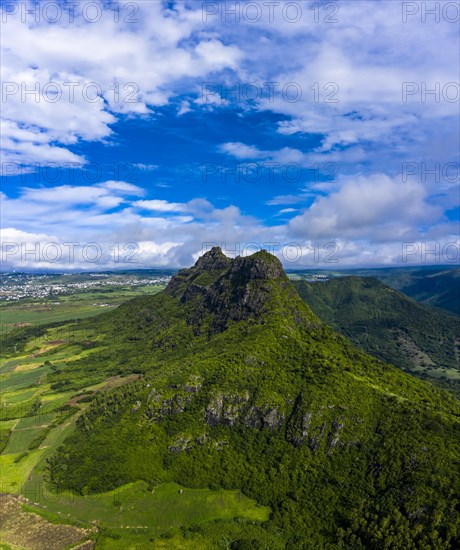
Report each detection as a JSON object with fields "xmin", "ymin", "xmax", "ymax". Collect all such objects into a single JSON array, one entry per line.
[
  {"xmin": 0, "ymin": 295, "xmax": 272, "ymax": 549},
  {"xmin": 20, "ymin": 481, "xmax": 269, "ymax": 531}
]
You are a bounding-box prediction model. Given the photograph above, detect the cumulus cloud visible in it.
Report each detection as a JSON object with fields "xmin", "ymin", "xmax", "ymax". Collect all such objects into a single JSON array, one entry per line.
[
  {"xmin": 289, "ymin": 174, "xmax": 444, "ymax": 241},
  {"xmin": 0, "ymin": 1, "xmax": 244, "ymax": 166},
  {"xmin": 1, "ymin": 177, "xmax": 457, "ymax": 271},
  {"xmin": 0, "ymin": 184, "xmax": 276, "ymax": 270},
  {"xmin": 220, "ymin": 142, "xmax": 308, "ymax": 165},
  {"xmin": 1, "ymin": 1, "xmax": 458, "ymax": 269}
]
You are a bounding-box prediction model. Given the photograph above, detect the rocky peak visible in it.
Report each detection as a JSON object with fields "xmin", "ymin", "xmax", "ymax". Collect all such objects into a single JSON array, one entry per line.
[
  {"xmin": 194, "ymin": 247, "xmax": 232, "ymax": 272},
  {"xmin": 165, "ymin": 248, "xmax": 294, "ymax": 333},
  {"xmin": 166, "ymin": 248, "xmax": 287, "ymax": 298},
  {"xmin": 228, "ymin": 251, "xmax": 286, "ymax": 283}
]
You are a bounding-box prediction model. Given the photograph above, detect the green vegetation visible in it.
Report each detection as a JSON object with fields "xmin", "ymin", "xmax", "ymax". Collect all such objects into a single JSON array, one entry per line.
[
  {"xmin": 2, "ymin": 250, "xmax": 460, "ymax": 548},
  {"xmin": 381, "ymin": 266, "xmax": 460, "ymax": 315},
  {"xmin": 290, "ymin": 265, "xmax": 460, "ymax": 315},
  {"xmin": 293, "ymin": 276, "xmax": 460, "ymax": 396},
  {"xmin": 18, "ymin": 480, "xmax": 269, "ymax": 532},
  {"xmin": 0, "ymin": 428, "xmax": 12, "ymax": 453}
]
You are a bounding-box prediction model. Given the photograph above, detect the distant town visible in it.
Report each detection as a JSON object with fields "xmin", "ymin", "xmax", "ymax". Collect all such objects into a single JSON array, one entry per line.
[{"xmin": 0, "ymin": 271, "xmax": 174, "ymax": 301}]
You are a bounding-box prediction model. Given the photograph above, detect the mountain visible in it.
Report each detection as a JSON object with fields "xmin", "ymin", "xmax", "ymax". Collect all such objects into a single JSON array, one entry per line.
[
  {"xmin": 288, "ymin": 266, "xmax": 460, "ymax": 315},
  {"xmin": 393, "ymin": 267, "xmax": 460, "ymax": 315},
  {"xmin": 353, "ymin": 266, "xmax": 460, "ymax": 315},
  {"xmin": 46, "ymin": 248, "xmax": 460, "ymax": 548},
  {"xmin": 293, "ymin": 277, "xmax": 460, "ymax": 397}
]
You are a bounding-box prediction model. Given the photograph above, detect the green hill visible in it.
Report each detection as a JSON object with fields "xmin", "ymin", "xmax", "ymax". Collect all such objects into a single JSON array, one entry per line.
[
  {"xmin": 43, "ymin": 248, "xmax": 460, "ymax": 548},
  {"xmin": 395, "ymin": 267, "xmax": 460, "ymax": 315},
  {"xmin": 344, "ymin": 266, "xmax": 459, "ymax": 316},
  {"xmin": 293, "ymin": 277, "xmax": 460, "ymax": 397},
  {"xmin": 288, "ymin": 266, "xmax": 460, "ymax": 315}
]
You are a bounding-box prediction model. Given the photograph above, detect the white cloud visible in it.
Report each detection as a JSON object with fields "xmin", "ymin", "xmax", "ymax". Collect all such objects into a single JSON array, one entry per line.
[
  {"xmin": 100, "ymin": 181, "xmax": 145, "ymax": 196},
  {"xmin": 289, "ymin": 174, "xmax": 443, "ymax": 241},
  {"xmin": 221, "ymin": 142, "xmax": 308, "ymax": 165},
  {"xmin": 266, "ymin": 194, "xmax": 310, "ymax": 206},
  {"xmin": 1, "ymin": 1, "xmax": 458, "ymax": 269},
  {"xmin": 133, "ymin": 200, "xmax": 187, "ymax": 213},
  {"xmin": 177, "ymin": 101, "xmax": 192, "ymax": 116},
  {"xmin": 1, "ymin": 1, "xmax": 244, "ymax": 166},
  {"xmin": 220, "ymin": 142, "xmax": 266, "ymax": 159},
  {"xmin": 0, "ymin": 187, "xmax": 268, "ymax": 270},
  {"xmin": 133, "ymin": 163, "xmax": 158, "ymax": 172}
]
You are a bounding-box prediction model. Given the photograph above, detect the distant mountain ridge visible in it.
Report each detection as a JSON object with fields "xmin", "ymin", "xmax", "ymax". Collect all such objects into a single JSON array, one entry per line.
[
  {"xmin": 396, "ymin": 267, "xmax": 460, "ymax": 314},
  {"xmin": 289, "ymin": 266, "xmax": 460, "ymax": 315}
]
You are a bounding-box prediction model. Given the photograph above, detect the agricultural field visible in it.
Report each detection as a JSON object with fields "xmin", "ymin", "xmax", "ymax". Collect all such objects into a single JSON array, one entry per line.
[{"xmin": 0, "ymin": 284, "xmax": 166, "ymax": 335}]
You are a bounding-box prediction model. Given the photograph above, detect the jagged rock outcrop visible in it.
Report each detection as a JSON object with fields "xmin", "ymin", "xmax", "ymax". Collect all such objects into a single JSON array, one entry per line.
[
  {"xmin": 308, "ymin": 421, "xmax": 327, "ymax": 452},
  {"xmin": 290, "ymin": 412, "xmax": 313, "ymax": 448},
  {"xmin": 204, "ymin": 392, "xmax": 285, "ymax": 431},
  {"xmin": 327, "ymin": 418, "xmax": 344, "ymax": 453},
  {"xmin": 194, "ymin": 246, "xmax": 233, "ymax": 272},
  {"xmin": 165, "ymin": 247, "xmax": 232, "ymax": 297},
  {"xmin": 205, "ymin": 393, "xmax": 250, "ymax": 427},
  {"xmin": 168, "ymin": 433, "xmax": 208, "ymax": 454},
  {"xmin": 166, "ymin": 247, "xmax": 293, "ymax": 334}
]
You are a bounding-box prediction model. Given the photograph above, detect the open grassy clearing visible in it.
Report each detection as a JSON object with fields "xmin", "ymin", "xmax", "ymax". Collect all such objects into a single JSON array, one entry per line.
[
  {"xmin": 17, "ymin": 412, "xmax": 56, "ymax": 429},
  {"xmin": 0, "ymin": 387, "xmax": 38, "ymax": 403},
  {"xmin": 18, "ymin": 481, "xmax": 269, "ymax": 534},
  {"xmin": 0, "ymin": 449, "xmax": 47, "ymax": 492},
  {"xmin": 0, "ymin": 359, "xmax": 23, "ymax": 375},
  {"xmin": 3, "ymin": 426, "xmax": 46, "ymax": 454}
]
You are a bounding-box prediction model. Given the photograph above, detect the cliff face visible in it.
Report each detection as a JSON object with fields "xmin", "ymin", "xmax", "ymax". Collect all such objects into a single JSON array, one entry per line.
[
  {"xmin": 165, "ymin": 247, "xmax": 232, "ymax": 297},
  {"xmin": 166, "ymin": 247, "xmax": 286, "ymax": 297}
]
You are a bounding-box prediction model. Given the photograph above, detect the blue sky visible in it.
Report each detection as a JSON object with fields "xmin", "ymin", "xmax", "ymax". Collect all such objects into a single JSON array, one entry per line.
[{"xmin": 1, "ymin": 0, "xmax": 459, "ymax": 269}]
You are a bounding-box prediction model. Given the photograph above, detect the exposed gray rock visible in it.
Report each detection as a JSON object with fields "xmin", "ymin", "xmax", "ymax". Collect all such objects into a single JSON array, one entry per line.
[
  {"xmin": 309, "ymin": 421, "xmax": 327, "ymax": 452},
  {"xmin": 146, "ymin": 388, "xmax": 161, "ymax": 406},
  {"xmin": 168, "ymin": 433, "xmax": 208, "ymax": 454},
  {"xmin": 205, "ymin": 392, "xmax": 284, "ymax": 431},
  {"xmin": 262, "ymin": 408, "xmax": 285, "ymax": 430},
  {"xmin": 165, "ymin": 247, "xmax": 231, "ymax": 298},
  {"xmin": 169, "ymin": 436, "xmax": 192, "ymax": 454},
  {"xmin": 327, "ymin": 418, "xmax": 344, "ymax": 453},
  {"xmin": 145, "ymin": 393, "xmax": 193, "ymax": 421},
  {"xmin": 165, "ymin": 247, "xmax": 293, "ymax": 334},
  {"xmin": 205, "ymin": 392, "xmax": 251, "ymax": 427},
  {"xmin": 194, "ymin": 247, "xmax": 233, "ymax": 272},
  {"xmin": 205, "ymin": 393, "xmax": 225, "ymax": 427},
  {"xmin": 158, "ymin": 395, "xmax": 191, "ymax": 417},
  {"xmin": 183, "ymin": 376, "xmax": 203, "ymax": 393}
]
